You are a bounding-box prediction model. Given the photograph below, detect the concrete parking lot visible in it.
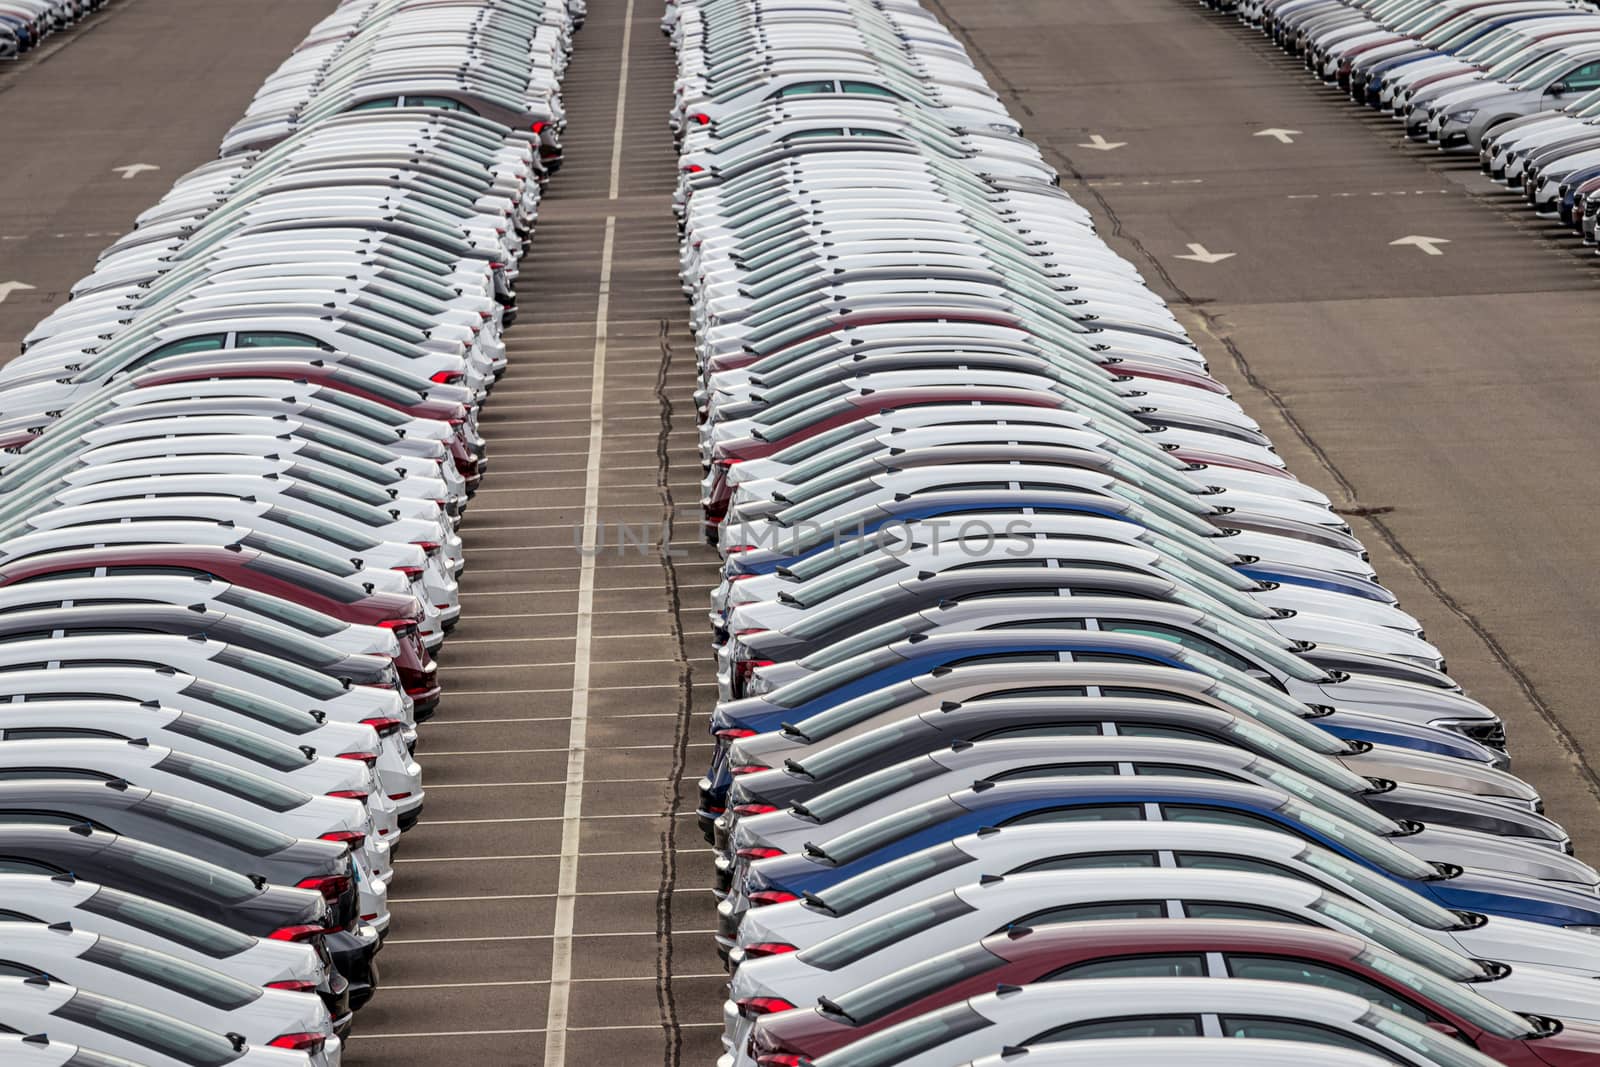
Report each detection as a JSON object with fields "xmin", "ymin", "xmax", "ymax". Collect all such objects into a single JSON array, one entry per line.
[{"xmin": 6, "ymin": 0, "xmax": 1600, "ymax": 1062}]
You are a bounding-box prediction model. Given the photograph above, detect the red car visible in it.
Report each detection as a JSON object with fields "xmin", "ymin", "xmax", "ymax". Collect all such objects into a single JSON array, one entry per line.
[
  {"xmin": 0, "ymin": 544, "xmax": 434, "ymax": 707},
  {"xmin": 750, "ymin": 919, "xmax": 1600, "ymax": 1065}
]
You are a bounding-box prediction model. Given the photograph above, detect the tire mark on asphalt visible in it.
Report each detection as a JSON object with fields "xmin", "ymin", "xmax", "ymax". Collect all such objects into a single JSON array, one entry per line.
[{"xmin": 653, "ymin": 315, "xmax": 690, "ymax": 1067}]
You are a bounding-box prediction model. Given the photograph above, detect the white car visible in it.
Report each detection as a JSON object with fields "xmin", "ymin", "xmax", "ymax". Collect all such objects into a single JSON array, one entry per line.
[
  {"xmin": 0, "ymin": 924, "xmax": 339, "ymax": 1067},
  {"xmin": 0, "ymin": 977, "xmax": 314, "ymax": 1067}
]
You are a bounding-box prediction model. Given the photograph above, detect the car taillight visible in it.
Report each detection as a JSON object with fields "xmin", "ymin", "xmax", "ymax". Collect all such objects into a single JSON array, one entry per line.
[
  {"xmin": 692, "ymin": 113, "xmax": 710, "ymax": 125},
  {"xmin": 414, "ymin": 540, "xmax": 442, "ymax": 554},
  {"xmin": 269, "ymin": 925, "xmax": 332, "ymax": 943},
  {"xmin": 336, "ymin": 752, "xmax": 379, "ymax": 768},
  {"xmin": 266, "ymin": 979, "xmax": 319, "ymax": 993},
  {"xmin": 748, "ymin": 890, "xmax": 798, "ymax": 907},
  {"xmin": 737, "ymin": 847, "xmax": 784, "ymax": 861},
  {"xmin": 396, "ymin": 565, "xmax": 425, "ymax": 580},
  {"xmin": 683, "ymin": 163, "xmax": 704, "ymax": 173},
  {"xmin": 319, "ymin": 830, "xmax": 367, "ymax": 851},
  {"xmin": 269, "ymin": 1032, "xmax": 327, "ymax": 1054},
  {"xmin": 430, "ymin": 371, "xmax": 465, "ymax": 384},
  {"xmin": 735, "ymin": 659, "xmax": 775, "ymax": 688},
  {"xmin": 726, "ymin": 572, "xmax": 758, "ymax": 581},
  {"xmin": 387, "ymin": 792, "xmax": 413, "ymax": 801},
  {"xmin": 361, "ymin": 717, "xmax": 405, "ymax": 737},
  {"xmin": 730, "ymin": 764, "xmax": 770, "ymax": 776},
  {"xmin": 756, "ymin": 1054, "xmax": 804, "ymax": 1067},
  {"xmin": 734, "ymin": 628, "xmax": 767, "ymax": 637},
  {"xmin": 715, "ymin": 727, "xmax": 756, "ymax": 741},
  {"xmin": 380, "ymin": 618, "xmax": 420, "ymax": 637},
  {"xmin": 732, "ymin": 804, "xmax": 777, "ymax": 817},
  {"xmin": 296, "ymin": 874, "xmax": 353, "ymax": 901},
  {"xmin": 531, "ymin": 120, "xmax": 547, "ymax": 133},
  {"xmin": 327, "ymin": 789, "xmax": 370, "ymax": 802},
  {"xmin": 742, "ymin": 942, "xmax": 797, "ymax": 959},
  {"xmin": 737, "ymin": 996, "xmax": 796, "ymax": 1020}
]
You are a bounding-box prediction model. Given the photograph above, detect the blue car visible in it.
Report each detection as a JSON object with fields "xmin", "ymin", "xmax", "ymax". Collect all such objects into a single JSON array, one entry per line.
[
  {"xmin": 731, "ymin": 777, "xmax": 1600, "ymax": 936},
  {"xmin": 698, "ymin": 630, "xmax": 1505, "ymax": 821}
]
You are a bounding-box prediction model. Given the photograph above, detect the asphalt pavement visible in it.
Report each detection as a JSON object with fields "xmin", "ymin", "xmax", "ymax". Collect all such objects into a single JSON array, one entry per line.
[{"xmin": 8, "ymin": 0, "xmax": 1600, "ymax": 1063}]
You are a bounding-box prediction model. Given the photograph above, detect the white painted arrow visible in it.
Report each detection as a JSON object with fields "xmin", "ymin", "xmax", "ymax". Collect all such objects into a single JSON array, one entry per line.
[
  {"xmin": 1077, "ymin": 134, "xmax": 1126, "ymax": 152},
  {"xmin": 1254, "ymin": 127, "xmax": 1303, "ymax": 144},
  {"xmin": 0, "ymin": 281, "xmax": 35, "ymax": 304},
  {"xmin": 111, "ymin": 164, "xmax": 159, "ymax": 180},
  {"xmin": 1390, "ymin": 234, "xmax": 1450, "ymax": 256},
  {"xmin": 1175, "ymin": 243, "xmax": 1236, "ymax": 264}
]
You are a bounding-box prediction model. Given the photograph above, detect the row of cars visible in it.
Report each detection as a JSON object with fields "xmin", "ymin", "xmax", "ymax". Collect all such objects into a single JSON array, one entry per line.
[
  {"xmin": 0, "ymin": 0, "xmax": 583, "ymax": 1064},
  {"xmin": 0, "ymin": 0, "xmax": 107, "ymax": 60},
  {"xmin": 667, "ymin": 0, "xmax": 1600, "ymax": 1064},
  {"xmin": 1228, "ymin": 0, "xmax": 1600, "ymax": 244}
]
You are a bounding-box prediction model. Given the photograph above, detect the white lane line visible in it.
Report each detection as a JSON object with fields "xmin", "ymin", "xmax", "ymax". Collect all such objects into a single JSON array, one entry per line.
[
  {"xmin": 544, "ymin": 209, "xmax": 618, "ymax": 1067},
  {"xmin": 604, "ymin": 0, "xmax": 630, "ymax": 199}
]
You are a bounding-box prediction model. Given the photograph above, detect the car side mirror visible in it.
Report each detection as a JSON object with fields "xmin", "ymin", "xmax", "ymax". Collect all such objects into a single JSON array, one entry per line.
[{"xmin": 1550, "ymin": 82, "xmax": 1570, "ymax": 96}]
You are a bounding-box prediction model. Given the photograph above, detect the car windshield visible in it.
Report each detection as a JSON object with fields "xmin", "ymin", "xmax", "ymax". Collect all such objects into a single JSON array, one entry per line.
[
  {"xmin": 137, "ymin": 791, "xmax": 298, "ymax": 855},
  {"xmin": 165, "ymin": 713, "xmax": 311, "ymax": 773},
  {"xmin": 829, "ymin": 943, "xmax": 1002, "ymax": 1024},
  {"xmin": 808, "ymin": 1003, "xmax": 991, "ymax": 1067},
  {"xmin": 81, "ymin": 937, "xmax": 262, "ymax": 1010},
  {"xmin": 1311, "ymin": 894, "xmax": 1481, "ymax": 982},
  {"xmin": 1297, "ymin": 845, "xmax": 1460, "ymax": 930},
  {"xmin": 152, "ymin": 749, "xmax": 311, "ymax": 813},
  {"xmin": 53, "ymin": 989, "xmax": 245, "ymax": 1066},
  {"xmin": 788, "ymin": 554, "xmax": 907, "ymax": 611},
  {"xmin": 798, "ymin": 889, "xmax": 977, "ymax": 970},
  {"xmin": 113, "ymin": 839, "xmax": 259, "ymax": 903},
  {"xmin": 80, "ymin": 887, "xmax": 256, "ymax": 958},
  {"xmin": 211, "ymin": 646, "xmax": 346, "ymax": 699},
  {"xmin": 795, "ymin": 757, "xmax": 947, "ymax": 824},
  {"xmin": 1279, "ymin": 799, "xmax": 1437, "ymax": 880},
  {"xmin": 179, "ymin": 680, "xmax": 316, "ymax": 735},
  {"xmin": 812, "ymin": 796, "xmax": 966, "ymax": 867},
  {"xmin": 1359, "ymin": 1007, "xmax": 1520, "ymax": 1067},
  {"xmin": 213, "ymin": 587, "xmax": 342, "ymax": 638},
  {"xmin": 769, "ymin": 646, "xmax": 905, "ymax": 709},
  {"xmin": 809, "ymin": 842, "xmax": 972, "ymax": 916}
]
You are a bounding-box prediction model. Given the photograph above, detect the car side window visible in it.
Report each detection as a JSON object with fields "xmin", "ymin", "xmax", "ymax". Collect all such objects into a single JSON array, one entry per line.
[
  {"xmin": 235, "ymin": 331, "xmax": 331, "ymax": 351},
  {"xmin": 1160, "ymin": 804, "xmax": 1289, "ymax": 834},
  {"xmin": 841, "ymin": 81, "xmax": 904, "ymax": 99},
  {"xmin": 1043, "ymin": 953, "xmax": 1207, "ymax": 981},
  {"xmin": 975, "ymin": 723, "xmax": 1103, "ymax": 741},
  {"xmin": 1218, "ymin": 1015, "xmax": 1401, "ymax": 1058},
  {"xmin": 1029, "ymin": 1016, "xmax": 1203, "ymax": 1043},
  {"xmin": 1099, "ymin": 621, "xmax": 1256, "ymax": 672},
  {"xmin": 986, "ymin": 763, "xmax": 1118, "ymax": 781},
  {"xmin": 1010, "ymin": 851, "xmax": 1161, "ymax": 873},
  {"xmin": 1224, "ymin": 955, "xmax": 1430, "ymax": 1023},
  {"xmin": 1002, "ymin": 804, "xmax": 1145, "ymax": 826},
  {"xmin": 349, "ymin": 97, "xmax": 400, "ymax": 110},
  {"xmin": 1008, "ymin": 900, "xmax": 1166, "ymax": 928},
  {"xmin": 1182, "ymin": 901, "xmax": 1311, "ymax": 925},
  {"xmin": 1564, "ymin": 60, "xmax": 1600, "ymax": 91},
  {"xmin": 773, "ymin": 80, "xmax": 835, "ymax": 98},
  {"xmin": 131, "ymin": 334, "xmax": 226, "ymax": 370},
  {"xmin": 1132, "ymin": 763, "xmax": 1243, "ymax": 783},
  {"xmin": 0, "ymin": 961, "xmax": 47, "ymax": 979}
]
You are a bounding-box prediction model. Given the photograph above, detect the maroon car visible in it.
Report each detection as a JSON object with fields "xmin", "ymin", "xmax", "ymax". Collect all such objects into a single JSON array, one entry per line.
[
  {"xmin": 0, "ymin": 543, "xmax": 433, "ymax": 708},
  {"xmin": 750, "ymin": 919, "xmax": 1600, "ymax": 1066}
]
